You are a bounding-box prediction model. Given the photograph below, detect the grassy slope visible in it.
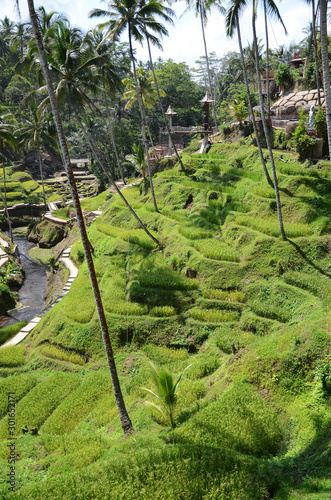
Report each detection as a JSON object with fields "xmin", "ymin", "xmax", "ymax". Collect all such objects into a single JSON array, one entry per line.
[{"xmin": 0, "ymin": 142, "xmax": 330, "ymax": 498}]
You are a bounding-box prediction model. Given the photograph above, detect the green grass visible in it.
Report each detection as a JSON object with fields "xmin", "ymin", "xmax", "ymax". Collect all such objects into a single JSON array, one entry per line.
[
  {"xmin": 0, "ymin": 345, "xmax": 25, "ymax": 367},
  {"xmin": 39, "ymin": 343, "xmax": 86, "ymax": 365},
  {"xmin": 150, "ymin": 306, "xmax": 176, "ymax": 317},
  {"xmin": 0, "ymin": 372, "xmax": 80, "ymax": 439},
  {"xmin": 63, "ymin": 271, "xmax": 95, "ymax": 323},
  {"xmin": 189, "ymin": 307, "xmax": 239, "ymax": 323},
  {"xmin": 0, "ymin": 322, "xmax": 27, "ymax": 345},
  {"xmin": 0, "ymin": 142, "xmax": 331, "ymax": 499},
  {"xmin": 96, "ymin": 223, "xmax": 158, "ymax": 250},
  {"xmin": 194, "ymin": 238, "xmax": 240, "ymax": 262},
  {"xmin": 236, "ymin": 216, "xmax": 313, "ymax": 238}
]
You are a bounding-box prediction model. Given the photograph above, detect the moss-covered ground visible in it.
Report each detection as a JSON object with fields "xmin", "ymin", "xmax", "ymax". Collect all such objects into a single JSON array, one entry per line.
[{"xmin": 0, "ymin": 142, "xmax": 330, "ymax": 498}]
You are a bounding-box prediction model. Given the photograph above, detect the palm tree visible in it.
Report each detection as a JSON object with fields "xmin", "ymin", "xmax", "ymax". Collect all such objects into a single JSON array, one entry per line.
[
  {"xmin": 90, "ymin": 30, "xmax": 127, "ymax": 185},
  {"xmin": 0, "ymin": 115, "xmax": 15, "ymax": 243},
  {"xmin": 17, "ymin": 101, "xmax": 58, "ymax": 210},
  {"xmin": 226, "ymin": 0, "xmax": 272, "ymax": 185},
  {"xmin": 125, "ymin": 143, "xmax": 146, "ymax": 177},
  {"xmin": 261, "ymin": 0, "xmax": 287, "ymax": 115},
  {"xmin": 39, "ymin": 21, "xmax": 159, "ymax": 245},
  {"xmin": 142, "ymin": 362, "xmax": 190, "ymax": 428},
  {"xmin": 320, "ymin": 0, "xmax": 331, "ymax": 165},
  {"xmin": 306, "ymin": 0, "xmax": 321, "ymax": 106},
  {"xmin": 252, "ymin": 0, "xmax": 286, "ymax": 239},
  {"xmin": 89, "ymin": 0, "xmax": 170, "ymax": 213},
  {"xmin": 122, "ymin": 66, "xmax": 165, "ymax": 149},
  {"xmin": 179, "ymin": 0, "xmax": 224, "ymax": 129},
  {"xmin": 27, "ymin": 0, "xmax": 134, "ymax": 435}
]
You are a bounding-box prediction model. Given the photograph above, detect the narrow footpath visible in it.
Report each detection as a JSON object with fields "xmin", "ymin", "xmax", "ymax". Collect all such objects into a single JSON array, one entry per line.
[{"xmin": 1, "ymin": 178, "xmax": 141, "ymax": 347}]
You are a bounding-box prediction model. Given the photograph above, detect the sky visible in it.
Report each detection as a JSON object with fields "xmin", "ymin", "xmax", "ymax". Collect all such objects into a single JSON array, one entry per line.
[{"xmin": 2, "ymin": 0, "xmax": 313, "ymax": 68}]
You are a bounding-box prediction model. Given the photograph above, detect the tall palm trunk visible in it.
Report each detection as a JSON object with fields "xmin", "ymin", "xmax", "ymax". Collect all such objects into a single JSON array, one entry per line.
[
  {"xmin": 37, "ymin": 139, "xmax": 47, "ymax": 210},
  {"xmin": 27, "ymin": 0, "xmax": 134, "ymax": 435},
  {"xmin": 103, "ymin": 87, "xmax": 126, "ymax": 185},
  {"xmin": 312, "ymin": 0, "xmax": 321, "ymax": 106},
  {"xmin": 128, "ymin": 24, "xmax": 158, "ymax": 212},
  {"xmin": 0, "ymin": 166, "xmax": 13, "ymax": 244},
  {"xmin": 263, "ymin": 0, "xmax": 270, "ymax": 114},
  {"xmin": 320, "ymin": 0, "xmax": 331, "ymax": 164},
  {"xmin": 252, "ymin": 6, "xmax": 286, "ymax": 240},
  {"xmin": 1, "ymin": 153, "xmax": 13, "ymax": 243},
  {"xmin": 75, "ymin": 111, "xmax": 160, "ymax": 247},
  {"xmin": 146, "ymin": 38, "xmax": 184, "ymax": 169},
  {"xmin": 200, "ymin": 9, "xmax": 218, "ymax": 129},
  {"xmin": 236, "ymin": 12, "xmax": 272, "ymax": 185}
]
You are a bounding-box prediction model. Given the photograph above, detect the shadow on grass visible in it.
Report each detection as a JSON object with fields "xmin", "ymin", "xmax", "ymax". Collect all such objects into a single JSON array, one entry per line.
[{"xmin": 288, "ymin": 239, "xmax": 331, "ymax": 278}]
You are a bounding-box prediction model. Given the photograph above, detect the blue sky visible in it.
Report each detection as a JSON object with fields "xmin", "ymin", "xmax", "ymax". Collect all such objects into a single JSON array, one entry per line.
[{"xmin": 3, "ymin": 0, "xmax": 312, "ymax": 67}]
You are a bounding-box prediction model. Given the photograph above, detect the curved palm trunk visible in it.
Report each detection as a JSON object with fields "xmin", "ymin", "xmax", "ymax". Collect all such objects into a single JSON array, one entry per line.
[
  {"xmin": 312, "ymin": 0, "xmax": 321, "ymax": 106},
  {"xmin": 236, "ymin": 13, "xmax": 272, "ymax": 185},
  {"xmin": 104, "ymin": 93, "xmax": 126, "ymax": 185},
  {"xmin": 320, "ymin": 0, "xmax": 331, "ymax": 164},
  {"xmin": 252, "ymin": 8, "xmax": 286, "ymax": 240},
  {"xmin": 200, "ymin": 9, "xmax": 218, "ymax": 129},
  {"xmin": 128, "ymin": 25, "xmax": 158, "ymax": 212},
  {"xmin": 76, "ymin": 112, "xmax": 160, "ymax": 247},
  {"xmin": 27, "ymin": 0, "xmax": 134, "ymax": 435},
  {"xmin": 146, "ymin": 38, "xmax": 184, "ymax": 169}
]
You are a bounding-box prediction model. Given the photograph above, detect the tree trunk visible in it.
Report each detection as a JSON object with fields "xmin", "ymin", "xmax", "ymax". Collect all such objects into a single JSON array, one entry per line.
[
  {"xmin": 2, "ymin": 158, "xmax": 13, "ymax": 243},
  {"xmin": 252, "ymin": 6, "xmax": 286, "ymax": 240},
  {"xmin": 104, "ymin": 92, "xmax": 126, "ymax": 185},
  {"xmin": 128, "ymin": 25, "xmax": 158, "ymax": 212},
  {"xmin": 27, "ymin": 0, "xmax": 134, "ymax": 435},
  {"xmin": 38, "ymin": 141, "xmax": 47, "ymax": 211},
  {"xmin": 263, "ymin": 0, "xmax": 270, "ymax": 115},
  {"xmin": 146, "ymin": 38, "xmax": 184, "ymax": 169},
  {"xmin": 236, "ymin": 13, "xmax": 272, "ymax": 185},
  {"xmin": 320, "ymin": 0, "xmax": 331, "ymax": 164},
  {"xmin": 312, "ymin": 0, "xmax": 321, "ymax": 106},
  {"xmin": 75, "ymin": 112, "xmax": 160, "ymax": 247},
  {"xmin": 200, "ymin": 9, "xmax": 218, "ymax": 129}
]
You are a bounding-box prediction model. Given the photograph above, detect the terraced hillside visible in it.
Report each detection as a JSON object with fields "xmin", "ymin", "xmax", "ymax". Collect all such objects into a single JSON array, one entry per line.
[{"xmin": 0, "ymin": 142, "xmax": 330, "ymax": 499}]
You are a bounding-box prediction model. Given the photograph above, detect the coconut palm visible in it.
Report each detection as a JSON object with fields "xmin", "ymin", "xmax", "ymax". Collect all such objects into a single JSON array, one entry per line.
[
  {"xmin": 89, "ymin": 0, "xmax": 172, "ymax": 212},
  {"xmin": 320, "ymin": 0, "xmax": 331, "ymax": 165},
  {"xmin": 27, "ymin": 0, "xmax": 134, "ymax": 435},
  {"xmin": 122, "ymin": 66, "xmax": 165, "ymax": 149},
  {"xmin": 226, "ymin": 0, "xmax": 272, "ymax": 185},
  {"xmin": 90, "ymin": 30, "xmax": 127, "ymax": 185},
  {"xmin": 125, "ymin": 143, "xmax": 146, "ymax": 177},
  {"xmin": 252, "ymin": 0, "xmax": 286, "ymax": 239},
  {"xmin": 142, "ymin": 362, "xmax": 190, "ymax": 428},
  {"xmin": 0, "ymin": 115, "xmax": 15, "ymax": 243},
  {"xmin": 39, "ymin": 21, "xmax": 159, "ymax": 244},
  {"xmin": 17, "ymin": 101, "xmax": 58, "ymax": 210},
  {"xmin": 177, "ymin": 0, "xmax": 224, "ymax": 129}
]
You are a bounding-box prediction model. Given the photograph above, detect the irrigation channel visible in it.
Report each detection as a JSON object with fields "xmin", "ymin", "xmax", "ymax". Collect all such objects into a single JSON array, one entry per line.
[{"xmin": 0, "ymin": 228, "xmax": 48, "ymax": 328}]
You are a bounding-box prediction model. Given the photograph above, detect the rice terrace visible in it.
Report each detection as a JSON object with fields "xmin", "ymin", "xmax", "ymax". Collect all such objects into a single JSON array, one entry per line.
[{"xmin": 0, "ymin": 0, "xmax": 331, "ymax": 498}]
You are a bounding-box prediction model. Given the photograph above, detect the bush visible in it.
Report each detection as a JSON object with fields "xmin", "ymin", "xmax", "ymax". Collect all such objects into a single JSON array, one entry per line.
[{"xmin": 291, "ymin": 109, "xmax": 317, "ymax": 160}]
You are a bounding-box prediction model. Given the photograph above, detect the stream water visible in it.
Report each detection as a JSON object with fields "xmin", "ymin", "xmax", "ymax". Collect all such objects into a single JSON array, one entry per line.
[{"xmin": 0, "ymin": 230, "xmax": 48, "ymax": 328}]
